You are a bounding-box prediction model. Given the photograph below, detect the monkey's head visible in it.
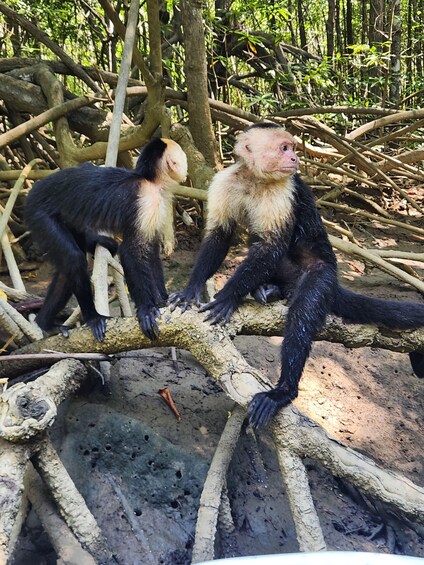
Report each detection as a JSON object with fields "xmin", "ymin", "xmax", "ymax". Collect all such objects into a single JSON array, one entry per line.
[
  {"xmin": 234, "ymin": 123, "xmax": 299, "ymax": 180},
  {"xmin": 161, "ymin": 139, "xmax": 188, "ymax": 184}
]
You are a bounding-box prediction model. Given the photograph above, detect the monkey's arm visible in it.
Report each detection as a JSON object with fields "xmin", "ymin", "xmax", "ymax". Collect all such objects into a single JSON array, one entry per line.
[
  {"xmin": 200, "ymin": 233, "xmax": 290, "ymax": 323},
  {"xmin": 169, "ymin": 222, "xmax": 236, "ymax": 311},
  {"xmin": 119, "ymin": 236, "xmax": 162, "ymax": 340}
]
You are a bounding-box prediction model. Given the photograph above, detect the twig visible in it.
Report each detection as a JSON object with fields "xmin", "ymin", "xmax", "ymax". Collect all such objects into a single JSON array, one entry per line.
[
  {"xmin": 319, "ymin": 201, "xmax": 424, "ymax": 236},
  {"xmin": 370, "ymin": 250, "xmax": 424, "ymax": 262},
  {"xmin": 158, "ymin": 387, "xmax": 182, "ymax": 421},
  {"xmin": 0, "ymin": 352, "xmax": 113, "ymax": 362},
  {"xmin": 105, "ymin": 474, "xmax": 155, "ymax": 563},
  {"xmin": 0, "ymin": 297, "xmax": 43, "ymax": 341},
  {"xmin": 328, "ymin": 235, "xmax": 424, "ymax": 293},
  {"xmin": 1, "ymin": 232, "xmax": 25, "ymax": 291}
]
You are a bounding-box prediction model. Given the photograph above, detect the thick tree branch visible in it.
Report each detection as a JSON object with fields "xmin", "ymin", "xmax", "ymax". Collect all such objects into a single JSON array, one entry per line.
[{"xmin": 1, "ymin": 304, "xmax": 423, "ymax": 379}]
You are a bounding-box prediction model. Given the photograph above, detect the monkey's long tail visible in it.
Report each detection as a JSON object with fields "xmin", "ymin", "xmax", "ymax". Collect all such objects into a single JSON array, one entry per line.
[
  {"xmin": 333, "ymin": 286, "xmax": 424, "ymax": 329},
  {"xmin": 333, "ymin": 286, "xmax": 424, "ymax": 378}
]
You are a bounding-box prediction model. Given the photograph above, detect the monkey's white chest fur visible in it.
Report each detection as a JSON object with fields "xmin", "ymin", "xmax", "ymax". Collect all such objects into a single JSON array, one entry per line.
[
  {"xmin": 136, "ymin": 181, "xmax": 172, "ymax": 240},
  {"xmin": 207, "ymin": 165, "xmax": 295, "ymax": 235},
  {"xmin": 244, "ymin": 179, "xmax": 295, "ymax": 233}
]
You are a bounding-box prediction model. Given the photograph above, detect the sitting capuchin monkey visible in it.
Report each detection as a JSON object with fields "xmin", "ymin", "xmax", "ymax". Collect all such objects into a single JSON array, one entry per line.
[
  {"xmin": 25, "ymin": 138, "xmax": 188, "ymax": 342},
  {"xmin": 169, "ymin": 122, "xmax": 424, "ymax": 429}
]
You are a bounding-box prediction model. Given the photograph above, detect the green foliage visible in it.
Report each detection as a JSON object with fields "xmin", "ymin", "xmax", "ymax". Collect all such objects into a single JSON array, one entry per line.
[
  {"xmin": 15, "ymin": 0, "xmax": 79, "ymax": 45},
  {"xmin": 230, "ymin": 0, "xmax": 291, "ymax": 28},
  {"xmin": 3, "ymin": 0, "xmax": 423, "ymax": 113}
]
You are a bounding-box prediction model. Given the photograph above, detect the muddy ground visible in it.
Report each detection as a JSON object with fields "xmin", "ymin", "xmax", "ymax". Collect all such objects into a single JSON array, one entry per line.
[{"xmin": 10, "ymin": 203, "xmax": 424, "ymax": 564}]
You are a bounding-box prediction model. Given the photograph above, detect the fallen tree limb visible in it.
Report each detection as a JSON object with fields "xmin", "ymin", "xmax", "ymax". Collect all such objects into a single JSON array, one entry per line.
[
  {"xmin": 32, "ymin": 437, "xmax": 111, "ymax": 561},
  {"xmin": 0, "ymin": 440, "xmax": 31, "ymax": 561},
  {"xmin": 25, "ymin": 465, "xmax": 97, "ymax": 565},
  {"xmin": 272, "ymin": 406, "xmax": 424, "ymax": 527},
  {"xmin": 328, "ymin": 236, "xmax": 424, "ymax": 294},
  {"xmin": 0, "ymin": 359, "xmax": 114, "ymax": 563},
  {"xmin": 1, "ymin": 304, "xmax": 423, "ymax": 379}
]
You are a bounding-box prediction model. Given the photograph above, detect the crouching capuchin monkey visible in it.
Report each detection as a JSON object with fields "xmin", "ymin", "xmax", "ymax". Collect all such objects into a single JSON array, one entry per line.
[
  {"xmin": 169, "ymin": 123, "xmax": 424, "ymax": 429},
  {"xmin": 25, "ymin": 138, "xmax": 188, "ymax": 342}
]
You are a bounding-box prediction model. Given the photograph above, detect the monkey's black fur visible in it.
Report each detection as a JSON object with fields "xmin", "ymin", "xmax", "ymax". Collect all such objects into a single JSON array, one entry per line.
[
  {"xmin": 25, "ymin": 138, "xmax": 170, "ymax": 342},
  {"xmin": 170, "ymin": 124, "xmax": 424, "ymax": 429}
]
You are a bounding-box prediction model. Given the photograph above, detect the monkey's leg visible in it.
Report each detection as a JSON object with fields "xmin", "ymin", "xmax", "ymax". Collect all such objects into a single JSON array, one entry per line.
[
  {"xmin": 252, "ymin": 284, "xmax": 283, "ymax": 305},
  {"xmin": 35, "ymin": 271, "xmax": 73, "ymax": 335},
  {"xmin": 42, "ymin": 218, "xmax": 108, "ymax": 342},
  {"xmin": 248, "ymin": 264, "xmax": 337, "ymax": 429}
]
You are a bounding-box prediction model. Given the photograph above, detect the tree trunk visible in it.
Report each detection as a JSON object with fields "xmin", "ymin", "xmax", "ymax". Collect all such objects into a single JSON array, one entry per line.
[
  {"xmin": 368, "ymin": 0, "xmax": 386, "ymax": 101},
  {"xmin": 345, "ymin": 0, "xmax": 354, "ymax": 47},
  {"xmin": 180, "ymin": 0, "xmax": 218, "ymax": 168},
  {"xmin": 389, "ymin": 0, "xmax": 402, "ymax": 104},
  {"xmin": 326, "ymin": 0, "xmax": 336, "ymax": 58},
  {"xmin": 297, "ymin": 0, "xmax": 308, "ymax": 50}
]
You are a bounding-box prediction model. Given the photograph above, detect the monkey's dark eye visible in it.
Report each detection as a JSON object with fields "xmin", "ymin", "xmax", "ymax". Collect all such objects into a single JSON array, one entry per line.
[{"xmin": 280, "ymin": 144, "xmax": 288, "ymax": 152}]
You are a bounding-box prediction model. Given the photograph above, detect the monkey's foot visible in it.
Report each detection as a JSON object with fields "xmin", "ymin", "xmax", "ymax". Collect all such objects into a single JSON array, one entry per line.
[
  {"xmin": 248, "ymin": 392, "xmax": 280, "ymax": 429},
  {"xmin": 136, "ymin": 306, "xmax": 161, "ymax": 341},
  {"xmin": 56, "ymin": 324, "xmax": 70, "ymax": 338},
  {"xmin": 252, "ymin": 284, "xmax": 282, "ymax": 305},
  {"xmin": 39, "ymin": 324, "xmax": 70, "ymax": 339},
  {"xmin": 248, "ymin": 389, "xmax": 296, "ymax": 429},
  {"xmin": 85, "ymin": 314, "xmax": 109, "ymax": 342}
]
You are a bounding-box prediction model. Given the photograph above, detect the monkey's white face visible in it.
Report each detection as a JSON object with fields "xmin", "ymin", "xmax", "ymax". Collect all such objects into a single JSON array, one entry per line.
[
  {"xmin": 162, "ymin": 139, "xmax": 188, "ymax": 184},
  {"xmin": 235, "ymin": 128, "xmax": 299, "ymax": 179}
]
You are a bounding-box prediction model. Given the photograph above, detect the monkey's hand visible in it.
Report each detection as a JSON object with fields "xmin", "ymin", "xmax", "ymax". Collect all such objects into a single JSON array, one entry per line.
[
  {"xmin": 252, "ymin": 284, "xmax": 283, "ymax": 305},
  {"xmin": 85, "ymin": 314, "xmax": 109, "ymax": 342},
  {"xmin": 136, "ymin": 305, "xmax": 161, "ymax": 341},
  {"xmin": 248, "ymin": 387, "xmax": 298, "ymax": 429},
  {"xmin": 168, "ymin": 287, "xmax": 202, "ymax": 312},
  {"xmin": 199, "ymin": 293, "xmax": 240, "ymax": 324}
]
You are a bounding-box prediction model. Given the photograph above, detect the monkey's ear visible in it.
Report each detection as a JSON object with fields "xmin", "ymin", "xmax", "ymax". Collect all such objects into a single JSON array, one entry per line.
[
  {"xmin": 245, "ymin": 143, "xmax": 251, "ymax": 152},
  {"xmin": 166, "ymin": 155, "xmax": 178, "ymax": 174}
]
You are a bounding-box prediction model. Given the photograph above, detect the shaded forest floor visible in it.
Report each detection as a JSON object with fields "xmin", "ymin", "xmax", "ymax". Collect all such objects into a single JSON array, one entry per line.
[{"xmin": 10, "ymin": 201, "xmax": 424, "ymax": 564}]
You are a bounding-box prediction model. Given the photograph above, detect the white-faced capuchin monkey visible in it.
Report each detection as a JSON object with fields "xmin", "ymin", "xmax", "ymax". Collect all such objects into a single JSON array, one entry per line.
[
  {"xmin": 25, "ymin": 138, "xmax": 188, "ymax": 342},
  {"xmin": 169, "ymin": 122, "xmax": 424, "ymax": 429}
]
